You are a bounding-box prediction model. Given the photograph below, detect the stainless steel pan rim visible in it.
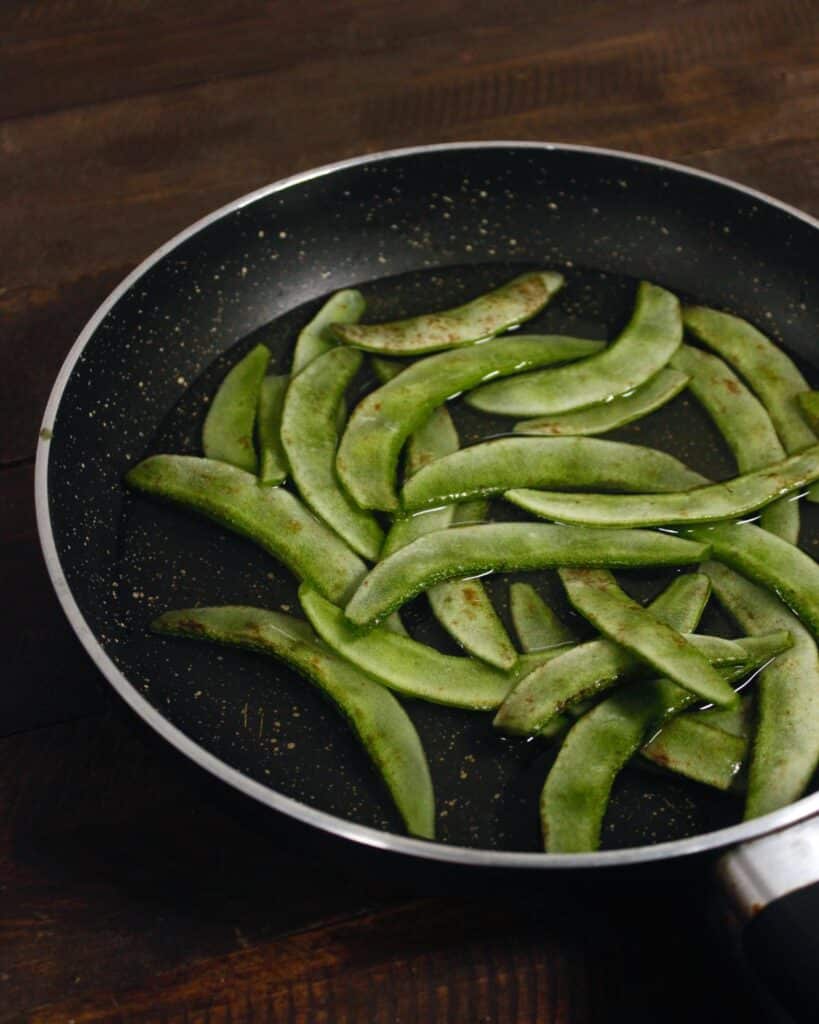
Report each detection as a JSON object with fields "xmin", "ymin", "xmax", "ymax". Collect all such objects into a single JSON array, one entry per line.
[{"xmin": 35, "ymin": 140, "xmax": 819, "ymax": 870}]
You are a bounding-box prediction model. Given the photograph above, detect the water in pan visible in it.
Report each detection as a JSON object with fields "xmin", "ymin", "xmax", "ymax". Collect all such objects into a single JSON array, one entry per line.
[{"xmin": 118, "ymin": 261, "xmax": 819, "ymax": 852}]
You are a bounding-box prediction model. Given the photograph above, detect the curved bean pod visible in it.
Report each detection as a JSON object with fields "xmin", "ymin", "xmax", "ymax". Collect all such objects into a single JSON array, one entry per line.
[
  {"xmin": 281, "ymin": 346, "xmax": 383, "ymax": 560},
  {"xmin": 683, "ymin": 522, "xmax": 819, "ymax": 639},
  {"xmin": 513, "ymin": 368, "xmax": 689, "ymax": 436},
  {"xmin": 503, "ymin": 443, "xmax": 819, "ymax": 528},
  {"xmin": 300, "ymin": 586, "xmax": 563, "ymax": 710},
  {"xmin": 344, "ymin": 524, "xmax": 710, "ymax": 628},
  {"xmin": 291, "ymin": 289, "xmax": 366, "ymax": 374},
  {"xmin": 683, "ymin": 305, "xmax": 819, "ymax": 502},
  {"xmin": 671, "ymin": 344, "xmax": 798, "ymax": 541},
  {"xmin": 509, "ymin": 583, "xmax": 577, "ymax": 651},
  {"xmin": 257, "ymin": 374, "xmax": 289, "ymax": 486},
  {"xmin": 125, "ymin": 455, "xmax": 366, "ymax": 605},
  {"xmin": 151, "ymin": 605, "xmax": 434, "ymax": 838},
  {"xmin": 401, "ymin": 436, "xmax": 708, "ymax": 511},
  {"xmin": 202, "ymin": 343, "xmax": 270, "ymax": 473},
  {"xmin": 466, "ymin": 281, "xmax": 681, "ymax": 416},
  {"xmin": 332, "ymin": 271, "xmax": 563, "ymax": 355},
  {"xmin": 702, "ymin": 560, "xmax": 819, "ymax": 818},
  {"xmin": 559, "ymin": 568, "xmax": 738, "ymax": 706},
  {"xmin": 336, "ymin": 334, "xmax": 605, "ymax": 511}
]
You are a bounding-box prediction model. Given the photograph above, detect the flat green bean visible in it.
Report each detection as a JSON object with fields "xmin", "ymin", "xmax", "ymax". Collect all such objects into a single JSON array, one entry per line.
[
  {"xmin": 503, "ymin": 444, "xmax": 819, "ymax": 528},
  {"xmin": 300, "ymin": 586, "xmax": 564, "ymax": 710},
  {"xmin": 466, "ymin": 281, "xmax": 681, "ymax": 416},
  {"xmin": 291, "ymin": 289, "xmax": 366, "ymax": 373},
  {"xmin": 257, "ymin": 374, "xmax": 289, "ymax": 486},
  {"xmin": 332, "ymin": 271, "xmax": 563, "ymax": 355},
  {"xmin": 402, "ymin": 437, "xmax": 708, "ymax": 511},
  {"xmin": 641, "ymin": 716, "xmax": 747, "ymax": 790},
  {"xmin": 126, "ymin": 455, "xmax": 366, "ymax": 604},
  {"xmin": 344, "ymin": 525, "xmax": 710, "ymax": 628},
  {"xmin": 513, "ymin": 368, "xmax": 689, "ymax": 436},
  {"xmin": 559, "ymin": 568, "xmax": 738, "ymax": 706},
  {"xmin": 152, "ymin": 605, "xmax": 434, "ymax": 837},
  {"xmin": 671, "ymin": 345, "xmax": 798, "ymax": 541},
  {"xmin": 683, "ymin": 305, "xmax": 819, "ymax": 502},
  {"xmin": 202, "ymin": 343, "xmax": 270, "ymax": 473},
  {"xmin": 703, "ymin": 560, "xmax": 819, "ymax": 817},
  {"xmin": 336, "ymin": 334, "xmax": 605, "ymax": 511},
  {"xmin": 281, "ymin": 346, "xmax": 383, "ymax": 560}
]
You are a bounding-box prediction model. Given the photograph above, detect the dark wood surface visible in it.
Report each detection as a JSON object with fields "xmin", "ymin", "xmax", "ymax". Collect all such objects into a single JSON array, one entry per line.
[{"xmin": 3, "ymin": 1, "xmax": 818, "ymax": 1019}]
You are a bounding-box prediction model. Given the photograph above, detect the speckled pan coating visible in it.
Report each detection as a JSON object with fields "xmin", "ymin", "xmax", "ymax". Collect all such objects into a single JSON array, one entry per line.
[{"xmin": 37, "ymin": 143, "xmax": 819, "ymax": 866}]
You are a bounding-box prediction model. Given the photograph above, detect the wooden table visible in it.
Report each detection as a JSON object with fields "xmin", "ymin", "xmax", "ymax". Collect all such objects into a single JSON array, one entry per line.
[{"xmin": 4, "ymin": 2, "xmax": 818, "ymax": 1019}]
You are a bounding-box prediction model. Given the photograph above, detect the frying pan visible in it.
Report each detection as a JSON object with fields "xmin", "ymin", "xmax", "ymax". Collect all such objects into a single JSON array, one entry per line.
[{"xmin": 35, "ymin": 142, "xmax": 819, "ymax": 1019}]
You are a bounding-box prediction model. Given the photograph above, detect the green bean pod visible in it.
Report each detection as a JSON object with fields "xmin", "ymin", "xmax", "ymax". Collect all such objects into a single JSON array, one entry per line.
[
  {"xmin": 331, "ymin": 271, "xmax": 563, "ymax": 355},
  {"xmin": 797, "ymin": 390, "xmax": 819, "ymax": 432},
  {"xmin": 503, "ymin": 444, "xmax": 819, "ymax": 528},
  {"xmin": 281, "ymin": 346, "xmax": 384, "ymax": 560},
  {"xmin": 466, "ymin": 281, "xmax": 681, "ymax": 416},
  {"xmin": 513, "ymin": 368, "xmax": 689, "ymax": 436},
  {"xmin": 559, "ymin": 569, "xmax": 738, "ymax": 706},
  {"xmin": 671, "ymin": 344, "xmax": 798, "ymax": 541},
  {"xmin": 401, "ymin": 437, "xmax": 708, "ymax": 511},
  {"xmin": 641, "ymin": 716, "xmax": 747, "ymax": 790},
  {"xmin": 336, "ymin": 334, "xmax": 605, "ymax": 511},
  {"xmin": 151, "ymin": 605, "xmax": 434, "ymax": 838},
  {"xmin": 683, "ymin": 305, "xmax": 819, "ymax": 502},
  {"xmin": 344, "ymin": 525, "xmax": 710, "ymax": 628},
  {"xmin": 300, "ymin": 586, "xmax": 565, "ymax": 710},
  {"xmin": 125, "ymin": 455, "xmax": 366, "ymax": 605},
  {"xmin": 291, "ymin": 289, "xmax": 366, "ymax": 374},
  {"xmin": 683, "ymin": 522, "xmax": 819, "ymax": 639},
  {"xmin": 257, "ymin": 374, "xmax": 289, "ymax": 486},
  {"xmin": 509, "ymin": 582, "xmax": 577, "ymax": 651},
  {"xmin": 702, "ymin": 560, "xmax": 819, "ymax": 818},
  {"xmin": 202, "ymin": 343, "xmax": 271, "ymax": 473}
]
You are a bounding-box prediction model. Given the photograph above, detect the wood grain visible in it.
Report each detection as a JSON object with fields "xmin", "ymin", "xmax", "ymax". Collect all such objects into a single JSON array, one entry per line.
[{"xmin": 3, "ymin": 0, "xmax": 817, "ymax": 1019}]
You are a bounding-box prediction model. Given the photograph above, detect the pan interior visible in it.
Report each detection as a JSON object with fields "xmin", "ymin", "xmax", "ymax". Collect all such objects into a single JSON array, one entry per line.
[{"xmin": 45, "ymin": 146, "xmax": 819, "ymax": 856}]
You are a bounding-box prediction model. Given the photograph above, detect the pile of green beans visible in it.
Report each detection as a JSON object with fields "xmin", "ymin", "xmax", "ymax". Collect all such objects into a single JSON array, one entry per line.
[{"xmin": 127, "ymin": 271, "xmax": 819, "ymax": 851}]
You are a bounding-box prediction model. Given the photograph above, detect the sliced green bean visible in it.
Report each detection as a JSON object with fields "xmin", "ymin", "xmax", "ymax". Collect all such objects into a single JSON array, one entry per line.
[
  {"xmin": 344, "ymin": 525, "xmax": 710, "ymax": 628},
  {"xmin": 125, "ymin": 455, "xmax": 365, "ymax": 605},
  {"xmin": 559, "ymin": 568, "xmax": 738, "ymax": 706},
  {"xmin": 671, "ymin": 345, "xmax": 798, "ymax": 541},
  {"xmin": 702, "ymin": 560, "xmax": 819, "ymax": 818},
  {"xmin": 332, "ymin": 271, "xmax": 564, "ymax": 355},
  {"xmin": 683, "ymin": 305, "xmax": 819, "ymax": 502},
  {"xmin": 281, "ymin": 346, "xmax": 383, "ymax": 560},
  {"xmin": 300, "ymin": 586, "xmax": 564, "ymax": 710},
  {"xmin": 683, "ymin": 522, "xmax": 819, "ymax": 639},
  {"xmin": 503, "ymin": 444, "xmax": 819, "ymax": 528},
  {"xmin": 336, "ymin": 334, "xmax": 606, "ymax": 511},
  {"xmin": 797, "ymin": 390, "xmax": 819, "ymax": 432},
  {"xmin": 641, "ymin": 716, "xmax": 747, "ymax": 790},
  {"xmin": 509, "ymin": 583, "xmax": 577, "ymax": 651},
  {"xmin": 540, "ymin": 638, "xmax": 786, "ymax": 851},
  {"xmin": 496, "ymin": 574, "xmax": 711, "ymax": 735},
  {"xmin": 513, "ymin": 368, "xmax": 689, "ymax": 436},
  {"xmin": 402, "ymin": 437, "xmax": 708, "ymax": 511},
  {"xmin": 257, "ymin": 374, "xmax": 289, "ymax": 486},
  {"xmin": 202, "ymin": 343, "xmax": 270, "ymax": 473},
  {"xmin": 466, "ymin": 282, "xmax": 681, "ymax": 416},
  {"xmin": 151, "ymin": 605, "xmax": 434, "ymax": 838},
  {"xmin": 291, "ymin": 289, "xmax": 366, "ymax": 374}
]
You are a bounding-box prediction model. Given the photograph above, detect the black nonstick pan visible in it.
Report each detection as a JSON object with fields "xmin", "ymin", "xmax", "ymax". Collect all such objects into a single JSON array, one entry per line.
[{"xmin": 35, "ymin": 143, "xmax": 819, "ymax": 1019}]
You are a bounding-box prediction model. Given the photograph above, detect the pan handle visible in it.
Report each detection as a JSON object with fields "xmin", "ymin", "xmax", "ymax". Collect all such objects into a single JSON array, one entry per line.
[{"xmin": 717, "ymin": 815, "xmax": 819, "ymax": 1022}]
